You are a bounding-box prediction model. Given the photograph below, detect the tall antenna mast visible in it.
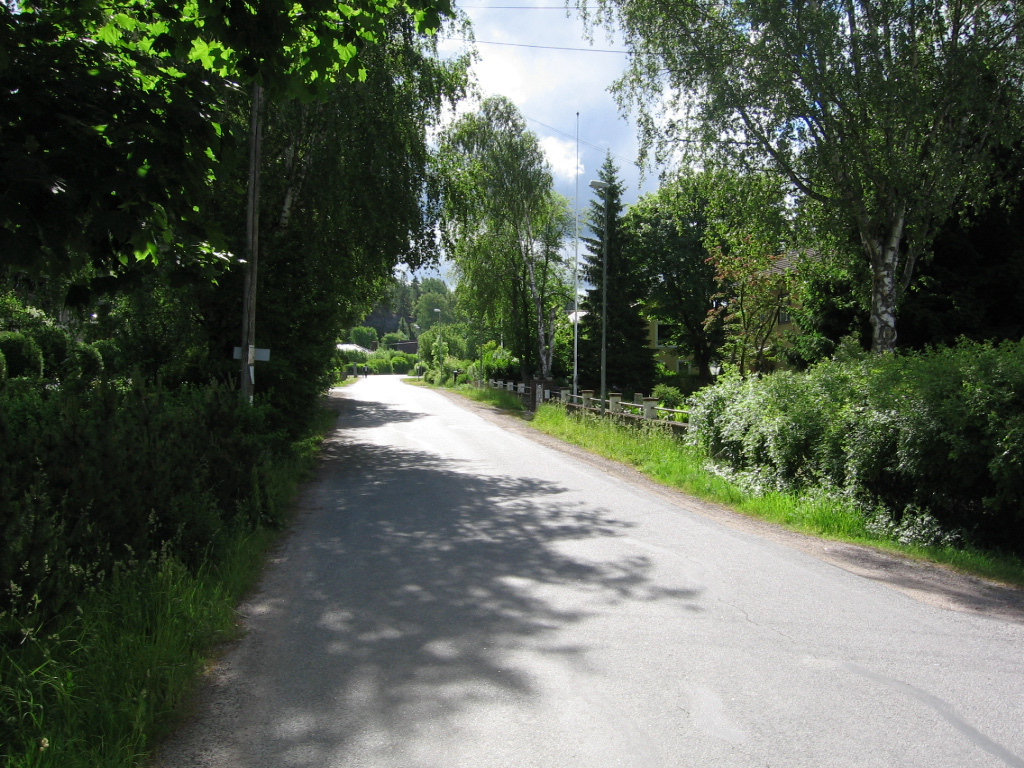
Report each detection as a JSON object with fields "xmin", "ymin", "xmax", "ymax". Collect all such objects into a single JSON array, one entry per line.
[{"xmin": 573, "ymin": 111, "xmax": 580, "ymax": 398}]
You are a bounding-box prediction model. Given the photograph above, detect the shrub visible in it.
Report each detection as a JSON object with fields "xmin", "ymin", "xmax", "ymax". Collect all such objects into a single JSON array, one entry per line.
[
  {"xmin": 0, "ymin": 332, "xmax": 43, "ymax": 379},
  {"xmin": 75, "ymin": 342, "xmax": 104, "ymax": 382},
  {"xmin": 390, "ymin": 351, "xmax": 415, "ymax": 374},
  {"xmin": 367, "ymin": 356, "xmax": 393, "ymax": 374},
  {"xmin": 687, "ymin": 339, "xmax": 1024, "ymax": 554},
  {"xmin": 31, "ymin": 324, "xmax": 77, "ymax": 382},
  {"xmin": 477, "ymin": 341, "xmax": 518, "ymax": 380},
  {"xmin": 91, "ymin": 338, "xmax": 122, "ymax": 376},
  {"xmin": 348, "ymin": 326, "xmax": 378, "ymax": 349},
  {"xmin": 0, "ymin": 381, "xmax": 288, "ymax": 627},
  {"xmin": 653, "ymin": 384, "xmax": 685, "ymax": 409}
]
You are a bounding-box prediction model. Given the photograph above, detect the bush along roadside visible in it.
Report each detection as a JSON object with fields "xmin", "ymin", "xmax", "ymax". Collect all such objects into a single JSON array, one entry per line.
[
  {"xmin": 0, "ymin": 378, "xmax": 330, "ymax": 767},
  {"xmin": 529, "ymin": 342, "xmax": 1024, "ymax": 588},
  {"xmin": 687, "ymin": 338, "xmax": 1024, "ymax": 557}
]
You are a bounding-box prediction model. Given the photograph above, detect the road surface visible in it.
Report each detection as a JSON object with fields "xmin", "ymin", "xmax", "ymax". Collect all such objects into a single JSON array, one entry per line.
[{"xmin": 156, "ymin": 376, "xmax": 1024, "ymax": 768}]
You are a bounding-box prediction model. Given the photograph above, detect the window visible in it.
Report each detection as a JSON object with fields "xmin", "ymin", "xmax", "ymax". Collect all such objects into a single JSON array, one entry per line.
[{"xmin": 657, "ymin": 323, "xmax": 677, "ymax": 347}]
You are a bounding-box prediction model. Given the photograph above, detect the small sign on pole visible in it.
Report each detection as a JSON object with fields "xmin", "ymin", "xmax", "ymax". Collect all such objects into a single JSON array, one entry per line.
[
  {"xmin": 233, "ymin": 347, "xmax": 270, "ymax": 401},
  {"xmin": 233, "ymin": 347, "xmax": 271, "ymax": 362}
]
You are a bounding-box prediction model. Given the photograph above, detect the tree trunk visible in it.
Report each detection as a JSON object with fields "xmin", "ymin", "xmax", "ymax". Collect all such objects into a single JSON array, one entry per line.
[
  {"xmin": 867, "ymin": 210, "xmax": 904, "ymax": 354},
  {"xmin": 521, "ymin": 231, "xmax": 553, "ymax": 380},
  {"xmin": 277, "ymin": 104, "xmax": 318, "ymax": 230},
  {"xmin": 240, "ymin": 82, "xmax": 265, "ymax": 401}
]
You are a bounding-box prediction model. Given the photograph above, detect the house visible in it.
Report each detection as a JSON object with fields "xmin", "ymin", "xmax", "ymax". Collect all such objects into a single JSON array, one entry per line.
[
  {"xmin": 336, "ymin": 343, "xmax": 372, "ymax": 355},
  {"xmin": 645, "ymin": 250, "xmax": 806, "ymax": 377}
]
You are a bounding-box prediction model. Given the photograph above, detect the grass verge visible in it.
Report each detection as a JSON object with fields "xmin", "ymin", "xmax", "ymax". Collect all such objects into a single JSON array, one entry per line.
[
  {"xmin": 405, "ymin": 379, "xmax": 525, "ymax": 412},
  {"xmin": 530, "ymin": 404, "xmax": 1024, "ymax": 589},
  {"xmin": 0, "ymin": 408, "xmax": 334, "ymax": 768}
]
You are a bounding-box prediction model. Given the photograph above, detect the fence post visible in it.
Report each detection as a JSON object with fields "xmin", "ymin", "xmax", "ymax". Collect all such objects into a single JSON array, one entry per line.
[
  {"xmin": 608, "ymin": 392, "xmax": 622, "ymax": 414},
  {"xmin": 643, "ymin": 397, "xmax": 658, "ymax": 420},
  {"xmin": 582, "ymin": 389, "xmax": 594, "ymax": 409}
]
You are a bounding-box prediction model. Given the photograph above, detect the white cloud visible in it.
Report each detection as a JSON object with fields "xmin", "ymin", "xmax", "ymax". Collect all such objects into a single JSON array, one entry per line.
[
  {"xmin": 539, "ymin": 135, "xmax": 582, "ymax": 182},
  {"xmin": 432, "ymin": 2, "xmax": 660, "ymax": 204}
]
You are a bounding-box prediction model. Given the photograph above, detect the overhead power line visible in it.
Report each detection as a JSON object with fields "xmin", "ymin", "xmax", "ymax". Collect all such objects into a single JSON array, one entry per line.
[
  {"xmin": 453, "ymin": 38, "xmax": 628, "ymax": 53},
  {"xmin": 524, "ymin": 114, "xmax": 639, "ymax": 169}
]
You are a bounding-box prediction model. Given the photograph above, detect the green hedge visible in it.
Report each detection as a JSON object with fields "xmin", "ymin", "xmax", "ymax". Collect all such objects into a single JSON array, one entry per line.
[
  {"xmin": 688, "ymin": 339, "xmax": 1024, "ymax": 553},
  {"xmin": 0, "ymin": 381, "xmax": 288, "ymax": 629},
  {"xmin": 0, "ymin": 332, "xmax": 43, "ymax": 380}
]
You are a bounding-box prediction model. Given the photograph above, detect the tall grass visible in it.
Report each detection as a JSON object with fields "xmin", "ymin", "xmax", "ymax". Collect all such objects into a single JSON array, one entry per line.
[
  {"xmin": 0, "ymin": 407, "xmax": 333, "ymax": 768},
  {"xmin": 531, "ymin": 404, "xmax": 1024, "ymax": 587},
  {"xmin": 452, "ymin": 383, "xmax": 525, "ymax": 411},
  {"xmin": 2, "ymin": 553, "xmax": 240, "ymax": 766}
]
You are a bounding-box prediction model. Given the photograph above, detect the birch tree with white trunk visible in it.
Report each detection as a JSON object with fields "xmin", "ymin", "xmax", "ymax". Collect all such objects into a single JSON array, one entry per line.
[
  {"xmin": 582, "ymin": 0, "xmax": 1024, "ymax": 352},
  {"xmin": 437, "ymin": 96, "xmax": 572, "ymax": 378}
]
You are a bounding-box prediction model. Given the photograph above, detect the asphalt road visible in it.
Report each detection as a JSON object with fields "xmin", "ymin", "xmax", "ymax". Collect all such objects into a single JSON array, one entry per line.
[{"xmin": 156, "ymin": 376, "xmax": 1024, "ymax": 768}]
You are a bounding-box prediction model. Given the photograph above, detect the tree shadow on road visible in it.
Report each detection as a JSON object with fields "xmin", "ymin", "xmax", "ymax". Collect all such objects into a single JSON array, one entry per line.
[
  {"xmin": 161, "ymin": 398, "xmax": 704, "ymax": 767},
  {"xmin": 326, "ymin": 391, "xmax": 425, "ymax": 431}
]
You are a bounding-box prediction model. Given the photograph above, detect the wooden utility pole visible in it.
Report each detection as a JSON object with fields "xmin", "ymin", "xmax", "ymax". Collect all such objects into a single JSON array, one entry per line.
[{"xmin": 240, "ymin": 82, "xmax": 265, "ymax": 401}]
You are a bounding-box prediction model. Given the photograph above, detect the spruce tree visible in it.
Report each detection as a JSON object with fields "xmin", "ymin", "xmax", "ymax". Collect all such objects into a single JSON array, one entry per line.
[{"xmin": 578, "ymin": 155, "xmax": 656, "ymax": 396}]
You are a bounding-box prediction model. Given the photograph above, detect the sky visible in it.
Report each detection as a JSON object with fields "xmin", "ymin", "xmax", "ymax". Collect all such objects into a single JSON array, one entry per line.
[{"xmin": 421, "ymin": 0, "xmax": 660, "ymax": 282}]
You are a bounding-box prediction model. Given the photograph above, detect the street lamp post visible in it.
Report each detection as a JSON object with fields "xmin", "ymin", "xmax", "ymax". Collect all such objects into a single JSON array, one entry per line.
[
  {"xmin": 433, "ymin": 307, "xmax": 442, "ymax": 366},
  {"xmin": 589, "ymin": 179, "xmax": 610, "ymax": 413}
]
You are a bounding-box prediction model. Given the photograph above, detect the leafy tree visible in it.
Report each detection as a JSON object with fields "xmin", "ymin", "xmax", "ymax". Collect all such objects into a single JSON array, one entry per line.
[
  {"xmin": 50, "ymin": 0, "xmax": 454, "ymax": 396},
  {"xmin": 437, "ymin": 96, "xmax": 572, "ymax": 380},
  {"xmin": 391, "ymin": 278, "xmax": 416, "ymax": 330},
  {"xmin": 415, "ymin": 291, "xmax": 451, "ymax": 329},
  {"xmin": 623, "ymin": 175, "xmax": 724, "ymax": 384},
  {"xmin": 2, "ymin": 0, "xmax": 461, "ymax": 411},
  {"xmin": 360, "ymin": 275, "xmax": 421, "ymax": 339},
  {"xmin": 0, "ymin": 3, "xmax": 229, "ymax": 280},
  {"xmin": 380, "ymin": 332, "xmax": 408, "ymax": 349},
  {"xmin": 783, "ymin": 251, "xmax": 872, "ymax": 368},
  {"xmin": 229, "ymin": 17, "xmax": 467, "ymax": 423},
  {"xmin": 707, "ymin": 244, "xmax": 793, "ymax": 376},
  {"xmin": 349, "ymin": 326, "xmax": 379, "ymax": 349},
  {"xmin": 700, "ymin": 170, "xmax": 795, "ymax": 375},
  {"xmin": 579, "ymin": 155, "xmax": 655, "ymax": 395},
  {"xmin": 418, "ymin": 277, "xmax": 450, "ymax": 296},
  {"xmin": 583, "ymin": 0, "xmax": 1024, "ymax": 353}
]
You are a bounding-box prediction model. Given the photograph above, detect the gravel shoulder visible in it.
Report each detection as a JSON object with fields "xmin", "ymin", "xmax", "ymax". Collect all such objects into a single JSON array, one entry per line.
[{"xmin": 434, "ymin": 388, "xmax": 1024, "ymax": 624}]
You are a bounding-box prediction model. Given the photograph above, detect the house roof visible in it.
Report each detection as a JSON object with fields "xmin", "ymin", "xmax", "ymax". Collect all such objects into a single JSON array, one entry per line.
[{"xmin": 567, "ymin": 310, "xmax": 588, "ymax": 324}]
